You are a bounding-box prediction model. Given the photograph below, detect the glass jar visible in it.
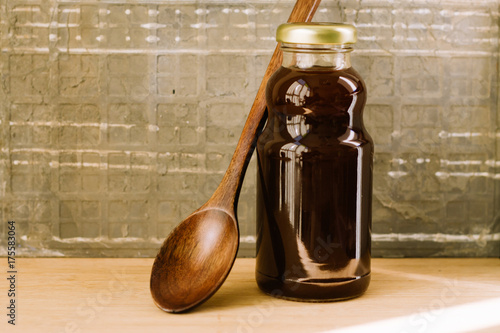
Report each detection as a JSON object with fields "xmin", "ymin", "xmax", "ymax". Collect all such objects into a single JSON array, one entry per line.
[{"xmin": 255, "ymin": 23, "xmax": 373, "ymax": 301}]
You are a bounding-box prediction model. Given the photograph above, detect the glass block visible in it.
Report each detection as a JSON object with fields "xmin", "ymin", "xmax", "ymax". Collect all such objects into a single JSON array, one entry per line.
[{"xmin": 0, "ymin": 0, "xmax": 498, "ymax": 257}]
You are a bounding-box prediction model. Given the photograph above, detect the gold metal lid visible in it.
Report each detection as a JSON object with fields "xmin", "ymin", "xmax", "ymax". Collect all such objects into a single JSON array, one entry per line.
[{"xmin": 276, "ymin": 22, "xmax": 357, "ymax": 45}]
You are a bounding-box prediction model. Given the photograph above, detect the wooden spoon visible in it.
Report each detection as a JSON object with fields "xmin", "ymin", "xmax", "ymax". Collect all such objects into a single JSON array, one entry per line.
[{"xmin": 150, "ymin": 0, "xmax": 322, "ymax": 313}]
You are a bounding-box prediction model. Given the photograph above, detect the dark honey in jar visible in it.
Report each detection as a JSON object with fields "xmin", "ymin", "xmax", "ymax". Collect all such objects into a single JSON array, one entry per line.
[{"xmin": 256, "ymin": 23, "xmax": 373, "ymax": 301}]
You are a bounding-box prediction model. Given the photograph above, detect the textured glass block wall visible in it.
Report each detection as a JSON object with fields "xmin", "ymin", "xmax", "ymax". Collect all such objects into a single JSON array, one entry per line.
[{"xmin": 0, "ymin": 0, "xmax": 498, "ymax": 257}]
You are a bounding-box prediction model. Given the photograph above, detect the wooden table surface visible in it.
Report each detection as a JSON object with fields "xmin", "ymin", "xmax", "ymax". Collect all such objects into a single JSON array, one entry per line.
[{"xmin": 2, "ymin": 258, "xmax": 500, "ymax": 333}]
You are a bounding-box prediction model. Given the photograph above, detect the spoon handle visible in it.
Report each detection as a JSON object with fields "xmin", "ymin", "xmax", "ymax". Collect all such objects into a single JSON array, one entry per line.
[{"xmin": 207, "ymin": 0, "xmax": 322, "ymax": 212}]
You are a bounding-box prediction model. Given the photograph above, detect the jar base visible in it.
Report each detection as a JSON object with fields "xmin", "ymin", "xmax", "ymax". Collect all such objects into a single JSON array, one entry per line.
[{"xmin": 256, "ymin": 271, "xmax": 370, "ymax": 302}]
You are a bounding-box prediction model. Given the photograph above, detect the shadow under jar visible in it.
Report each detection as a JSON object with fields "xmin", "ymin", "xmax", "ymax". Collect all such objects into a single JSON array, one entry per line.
[{"xmin": 256, "ymin": 23, "xmax": 373, "ymax": 301}]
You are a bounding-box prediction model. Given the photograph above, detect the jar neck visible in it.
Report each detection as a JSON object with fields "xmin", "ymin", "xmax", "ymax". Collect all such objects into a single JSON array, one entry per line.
[{"xmin": 281, "ymin": 43, "xmax": 353, "ymax": 70}]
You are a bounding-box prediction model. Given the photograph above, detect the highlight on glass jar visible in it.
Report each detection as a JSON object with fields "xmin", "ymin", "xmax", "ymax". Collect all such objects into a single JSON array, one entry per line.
[{"xmin": 256, "ymin": 23, "xmax": 374, "ymax": 301}]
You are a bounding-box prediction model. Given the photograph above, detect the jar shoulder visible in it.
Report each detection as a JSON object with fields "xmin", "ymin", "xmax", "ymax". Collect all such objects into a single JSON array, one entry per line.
[
  {"xmin": 265, "ymin": 66, "xmax": 367, "ymax": 121},
  {"xmin": 262, "ymin": 65, "xmax": 371, "ymax": 145},
  {"xmin": 267, "ymin": 66, "xmax": 366, "ymax": 102}
]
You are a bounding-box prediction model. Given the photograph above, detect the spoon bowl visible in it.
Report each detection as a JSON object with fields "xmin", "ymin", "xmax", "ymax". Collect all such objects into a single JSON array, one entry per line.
[{"xmin": 150, "ymin": 209, "xmax": 238, "ymax": 313}]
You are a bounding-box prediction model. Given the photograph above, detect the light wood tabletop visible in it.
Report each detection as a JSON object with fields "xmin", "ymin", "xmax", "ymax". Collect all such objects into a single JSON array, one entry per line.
[{"xmin": 2, "ymin": 258, "xmax": 499, "ymax": 333}]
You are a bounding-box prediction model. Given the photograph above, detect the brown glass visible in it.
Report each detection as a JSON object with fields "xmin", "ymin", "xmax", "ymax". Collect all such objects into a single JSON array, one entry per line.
[{"xmin": 256, "ymin": 62, "xmax": 373, "ymax": 301}]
